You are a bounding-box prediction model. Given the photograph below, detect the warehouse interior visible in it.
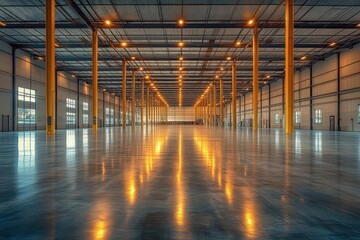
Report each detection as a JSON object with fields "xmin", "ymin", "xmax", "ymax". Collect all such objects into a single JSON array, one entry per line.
[{"xmin": 0, "ymin": 0, "xmax": 360, "ymax": 239}]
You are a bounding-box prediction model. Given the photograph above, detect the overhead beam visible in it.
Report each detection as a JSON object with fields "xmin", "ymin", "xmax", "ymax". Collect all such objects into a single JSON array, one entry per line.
[
  {"xmin": 58, "ymin": 66, "xmax": 284, "ymax": 72},
  {"xmin": 3, "ymin": 21, "xmax": 358, "ymax": 29},
  {"xmin": 14, "ymin": 42, "xmax": 329, "ymax": 49},
  {"xmin": 56, "ymin": 56, "xmax": 288, "ymax": 62},
  {"xmin": 68, "ymin": 0, "xmax": 94, "ymax": 30}
]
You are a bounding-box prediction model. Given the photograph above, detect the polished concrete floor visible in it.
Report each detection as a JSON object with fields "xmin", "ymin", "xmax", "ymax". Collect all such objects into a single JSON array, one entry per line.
[{"xmin": 1, "ymin": 126, "xmax": 360, "ymax": 239}]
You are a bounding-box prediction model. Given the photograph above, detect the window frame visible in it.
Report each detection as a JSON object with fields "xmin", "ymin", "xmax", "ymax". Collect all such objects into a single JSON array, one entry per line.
[
  {"xmin": 314, "ymin": 109, "xmax": 322, "ymax": 124},
  {"xmin": 17, "ymin": 87, "xmax": 36, "ymax": 125},
  {"xmin": 295, "ymin": 111, "xmax": 301, "ymax": 124},
  {"xmin": 274, "ymin": 113, "xmax": 280, "ymax": 124}
]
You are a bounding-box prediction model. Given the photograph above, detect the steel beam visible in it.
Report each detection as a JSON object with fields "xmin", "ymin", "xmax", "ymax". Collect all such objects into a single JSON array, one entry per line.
[
  {"xmin": 285, "ymin": 0, "xmax": 294, "ymax": 134},
  {"xmin": 46, "ymin": 0, "xmax": 56, "ymax": 135}
]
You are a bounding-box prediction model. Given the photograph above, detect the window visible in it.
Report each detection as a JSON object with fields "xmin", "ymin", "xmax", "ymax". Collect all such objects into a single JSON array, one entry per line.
[
  {"xmin": 66, "ymin": 112, "xmax": 76, "ymax": 125},
  {"xmin": 295, "ymin": 111, "xmax": 301, "ymax": 124},
  {"xmin": 83, "ymin": 102, "xmax": 88, "ymax": 111},
  {"xmin": 83, "ymin": 102, "xmax": 89, "ymax": 126},
  {"xmin": 18, "ymin": 108, "xmax": 36, "ymax": 124},
  {"xmin": 66, "ymin": 98, "xmax": 76, "ymax": 109},
  {"xmin": 66, "ymin": 98, "xmax": 76, "ymax": 126},
  {"xmin": 17, "ymin": 87, "xmax": 36, "ymax": 124},
  {"xmin": 275, "ymin": 113, "xmax": 280, "ymax": 124},
  {"xmin": 314, "ymin": 109, "xmax": 322, "ymax": 124},
  {"xmin": 358, "ymin": 105, "xmax": 360, "ymax": 124},
  {"xmin": 110, "ymin": 109, "xmax": 114, "ymax": 125},
  {"xmin": 18, "ymin": 87, "xmax": 36, "ymax": 103},
  {"xmin": 105, "ymin": 108, "xmax": 110, "ymax": 125}
]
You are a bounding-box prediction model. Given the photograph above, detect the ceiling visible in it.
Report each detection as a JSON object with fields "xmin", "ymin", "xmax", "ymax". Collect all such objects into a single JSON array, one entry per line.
[{"xmin": 1, "ymin": 0, "xmax": 360, "ymax": 106}]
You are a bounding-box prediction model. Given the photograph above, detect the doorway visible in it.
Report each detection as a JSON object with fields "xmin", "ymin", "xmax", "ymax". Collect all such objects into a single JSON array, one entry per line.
[{"xmin": 329, "ymin": 115, "xmax": 335, "ymax": 131}]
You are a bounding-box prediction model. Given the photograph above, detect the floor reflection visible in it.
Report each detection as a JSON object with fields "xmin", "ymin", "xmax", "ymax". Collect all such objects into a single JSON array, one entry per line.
[
  {"xmin": 17, "ymin": 132, "xmax": 37, "ymax": 195},
  {"xmin": 2, "ymin": 126, "xmax": 360, "ymax": 239},
  {"xmin": 17, "ymin": 132, "xmax": 36, "ymax": 171}
]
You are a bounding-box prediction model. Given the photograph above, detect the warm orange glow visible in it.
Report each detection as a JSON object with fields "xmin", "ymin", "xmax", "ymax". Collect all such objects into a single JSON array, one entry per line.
[
  {"xmin": 131, "ymin": 56, "xmax": 136, "ymax": 60},
  {"xmin": 236, "ymin": 41, "xmax": 241, "ymax": 46},
  {"xmin": 178, "ymin": 18, "xmax": 185, "ymax": 26},
  {"xmin": 179, "ymin": 56, "xmax": 184, "ymax": 61},
  {"xmin": 179, "ymin": 67, "xmax": 183, "ymax": 71},
  {"xmin": 103, "ymin": 88, "xmax": 106, "ymax": 92},
  {"xmin": 357, "ymin": 23, "xmax": 360, "ymax": 28},
  {"xmin": 0, "ymin": 22, "xmax": 6, "ymax": 27},
  {"xmin": 300, "ymin": 56, "xmax": 307, "ymax": 60},
  {"xmin": 105, "ymin": 20, "xmax": 111, "ymax": 26},
  {"xmin": 329, "ymin": 42, "xmax": 336, "ymax": 47},
  {"xmin": 215, "ymin": 75, "xmax": 219, "ymax": 79},
  {"xmin": 91, "ymin": 198, "xmax": 110, "ymax": 240},
  {"xmin": 248, "ymin": 19, "xmax": 254, "ymax": 25},
  {"xmin": 226, "ymin": 56, "xmax": 231, "ymax": 61},
  {"xmin": 179, "ymin": 75, "xmax": 183, "ymax": 79},
  {"xmin": 121, "ymin": 42, "xmax": 127, "ymax": 47},
  {"xmin": 145, "ymin": 75, "xmax": 150, "ymax": 79},
  {"xmin": 178, "ymin": 41, "xmax": 184, "ymax": 47},
  {"xmin": 220, "ymin": 67, "xmax": 224, "ymax": 71},
  {"xmin": 266, "ymin": 75, "xmax": 270, "ymax": 79},
  {"xmin": 139, "ymin": 67, "xmax": 144, "ymax": 71}
]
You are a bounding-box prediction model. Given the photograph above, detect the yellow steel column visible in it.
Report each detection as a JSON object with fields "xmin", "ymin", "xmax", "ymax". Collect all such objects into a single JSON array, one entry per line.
[
  {"xmin": 232, "ymin": 60, "xmax": 237, "ymax": 129},
  {"xmin": 122, "ymin": 60, "xmax": 127, "ymax": 128},
  {"xmin": 46, "ymin": 0, "xmax": 56, "ymax": 135},
  {"xmin": 91, "ymin": 28, "xmax": 98, "ymax": 132},
  {"xmin": 131, "ymin": 70, "xmax": 136, "ymax": 127},
  {"xmin": 146, "ymin": 85, "xmax": 149, "ymax": 127},
  {"xmin": 202, "ymin": 98, "xmax": 205, "ymax": 125},
  {"xmin": 253, "ymin": 26, "xmax": 259, "ymax": 131},
  {"xmin": 209, "ymin": 87, "xmax": 214, "ymax": 126},
  {"xmin": 150, "ymin": 92, "xmax": 153, "ymax": 125},
  {"xmin": 285, "ymin": 0, "xmax": 294, "ymax": 134},
  {"xmin": 141, "ymin": 79, "xmax": 144, "ymax": 127},
  {"xmin": 220, "ymin": 78, "xmax": 223, "ymax": 127},
  {"xmin": 213, "ymin": 84, "xmax": 217, "ymax": 126}
]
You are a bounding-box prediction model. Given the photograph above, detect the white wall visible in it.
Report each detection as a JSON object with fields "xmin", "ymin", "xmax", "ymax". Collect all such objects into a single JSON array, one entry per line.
[
  {"xmin": 223, "ymin": 43, "xmax": 360, "ymax": 132},
  {"xmin": 0, "ymin": 40, "xmax": 122, "ymax": 132}
]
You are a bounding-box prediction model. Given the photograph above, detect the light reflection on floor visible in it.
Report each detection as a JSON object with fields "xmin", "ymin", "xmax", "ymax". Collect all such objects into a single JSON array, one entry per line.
[{"xmin": 0, "ymin": 126, "xmax": 360, "ymax": 239}]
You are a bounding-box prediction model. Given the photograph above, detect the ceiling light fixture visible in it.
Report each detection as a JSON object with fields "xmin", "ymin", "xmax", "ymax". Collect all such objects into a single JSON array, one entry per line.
[
  {"xmin": 105, "ymin": 20, "xmax": 112, "ymax": 26},
  {"xmin": 179, "ymin": 56, "xmax": 184, "ymax": 61},
  {"xmin": 236, "ymin": 41, "xmax": 241, "ymax": 46},
  {"xmin": 226, "ymin": 56, "xmax": 232, "ymax": 61},
  {"xmin": 121, "ymin": 42, "xmax": 127, "ymax": 47},
  {"xmin": 178, "ymin": 19, "xmax": 185, "ymax": 27},
  {"xmin": 178, "ymin": 42, "xmax": 184, "ymax": 48},
  {"xmin": 0, "ymin": 21, "xmax": 6, "ymax": 27},
  {"xmin": 329, "ymin": 42, "xmax": 337, "ymax": 47},
  {"xmin": 248, "ymin": 19, "xmax": 255, "ymax": 26},
  {"xmin": 139, "ymin": 67, "xmax": 144, "ymax": 71},
  {"xmin": 300, "ymin": 56, "xmax": 307, "ymax": 60},
  {"xmin": 131, "ymin": 56, "xmax": 136, "ymax": 60},
  {"xmin": 220, "ymin": 67, "xmax": 224, "ymax": 71}
]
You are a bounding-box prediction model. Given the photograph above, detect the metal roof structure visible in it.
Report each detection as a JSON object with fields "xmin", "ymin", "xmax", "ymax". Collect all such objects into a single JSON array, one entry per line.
[{"xmin": 1, "ymin": 0, "xmax": 360, "ymax": 106}]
